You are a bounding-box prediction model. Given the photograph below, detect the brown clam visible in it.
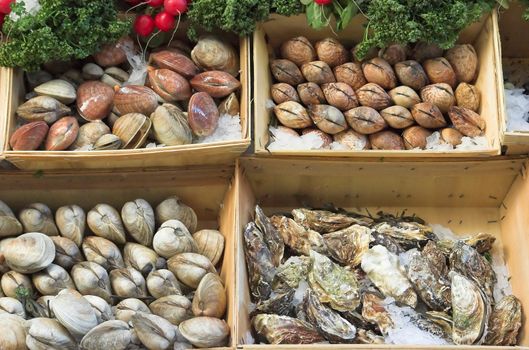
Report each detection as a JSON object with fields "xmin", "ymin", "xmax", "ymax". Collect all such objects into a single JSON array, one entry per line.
[
  {"xmin": 93, "ymin": 37, "xmax": 134, "ymax": 67},
  {"xmin": 151, "ymin": 104, "xmax": 193, "ymax": 145},
  {"xmin": 362, "ymin": 58, "xmax": 397, "ymax": 90},
  {"xmin": 403, "ymin": 126, "xmax": 432, "ymax": 150},
  {"xmin": 389, "ymin": 86, "xmax": 421, "ymax": 109},
  {"xmin": 334, "ymin": 62, "xmax": 367, "ymax": 90},
  {"xmin": 193, "ymin": 229, "xmax": 225, "ymax": 266},
  {"xmin": 77, "ymin": 81, "xmax": 115, "ymax": 121},
  {"xmin": 356, "ymin": 83, "xmax": 393, "ymax": 110},
  {"xmin": 394, "ymin": 60, "xmax": 429, "ymax": 90},
  {"xmin": 455, "ymin": 83, "xmax": 480, "ymax": 112},
  {"xmin": 444, "ymin": 45, "xmax": 478, "ymax": 83},
  {"xmin": 270, "ymin": 59, "xmax": 305, "ymax": 85},
  {"xmin": 333, "ymin": 130, "xmax": 370, "ymax": 150},
  {"xmin": 369, "ymin": 131, "xmax": 406, "ymax": 150},
  {"xmin": 17, "ymin": 96, "xmax": 71, "ymax": 124},
  {"xmin": 379, "ymin": 44, "xmax": 407, "ymax": 65},
  {"xmin": 70, "ymin": 121, "xmax": 110, "ymax": 150},
  {"xmin": 301, "ymin": 61, "xmax": 335, "ymax": 84},
  {"xmin": 112, "ymin": 113, "xmax": 152, "ymax": 149},
  {"xmin": 315, "ymin": 38, "xmax": 348, "ymax": 67},
  {"xmin": 411, "ymin": 42, "xmax": 444, "ymax": 62},
  {"xmin": 345, "ymin": 107, "xmax": 387, "ymax": 134},
  {"xmin": 440, "ymin": 128, "xmax": 463, "ymax": 146},
  {"xmin": 411, "ymin": 102, "xmax": 447, "ymax": 129},
  {"xmin": 148, "ymin": 68, "xmax": 191, "ymax": 102},
  {"xmin": 114, "ymin": 85, "xmax": 159, "ymax": 116},
  {"xmin": 322, "ymin": 83, "xmax": 358, "ymax": 111},
  {"xmin": 190, "ymin": 71, "xmax": 241, "ymax": 98},
  {"xmin": 308, "ymin": 105, "xmax": 347, "ymax": 134},
  {"xmin": 280, "ymin": 36, "xmax": 316, "ymax": 66},
  {"xmin": 271, "ymin": 83, "xmax": 300, "ymax": 104},
  {"xmin": 448, "ymin": 106, "xmax": 485, "ymax": 137},
  {"xmin": 274, "ymin": 101, "xmax": 312, "ymax": 129},
  {"xmin": 191, "ymin": 35, "xmax": 240, "ymax": 76},
  {"xmin": 150, "ymin": 50, "xmax": 200, "ymax": 79},
  {"xmin": 380, "ymin": 106, "xmax": 414, "ymax": 129},
  {"xmin": 297, "ymin": 83, "xmax": 326, "ymax": 105},
  {"xmin": 188, "ymin": 92, "xmax": 220, "ymax": 137},
  {"xmin": 421, "ymin": 83, "xmax": 455, "ymax": 113},
  {"xmin": 10, "ymin": 122, "xmax": 49, "ymax": 151},
  {"xmin": 45, "ymin": 117, "xmax": 79, "ymax": 151},
  {"xmin": 423, "ymin": 58, "xmax": 457, "ymax": 88}
]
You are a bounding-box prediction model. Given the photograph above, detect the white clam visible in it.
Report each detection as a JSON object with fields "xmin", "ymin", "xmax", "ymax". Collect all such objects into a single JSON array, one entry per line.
[
  {"xmin": 0, "ymin": 201, "xmax": 23, "ymax": 238},
  {"xmin": 71, "ymin": 261, "xmax": 112, "ymax": 303},
  {"xmin": 1, "ymin": 271, "xmax": 33, "ymax": 298},
  {"xmin": 83, "ymin": 295, "xmax": 113, "ymax": 324},
  {"xmin": 114, "ymin": 298, "xmax": 150, "ymax": 323},
  {"xmin": 121, "ymin": 199, "xmax": 155, "ymax": 246},
  {"xmin": 34, "ymin": 79, "xmax": 77, "ymax": 104},
  {"xmin": 132, "ymin": 312, "xmax": 176, "ymax": 350},
  {"xmin": 4, "ymin": 232, "xmax": 55, "ymax": 274},
  {"xmin": 19, "ymin": 203, "xmax": 59, "ymax": 236},
  {"xmin": 0, "ymin": 297, "xmax": 25, "ymax": 318},
  {"xmin": 124, "ymin": 243, "xmax": 164, "ymax": 275},
  {"xmin": 146, "ymin": 269, "xmax": 182, "ymax": 299},
  {"xmin": 50, "ymin": 236, "xmax": 84, "ymax": 270},
  {"xmin": 55, "ymin": 205, "xmax": 85, "ymax": 246},
  {"xmin": 82, "ymin": 236, "xmax": 125, "ymax": 270},
  {"xmin": 110, "ymin": 267, "xmax": 147, "ymax": 298},
  {"xmin": 179, "ymin": 316, "xmax": 229, "ymax": 348},
  {"xmin": 80, "ymin": 320, "xmax": 136, "ymax": 350},
  {"xmin": 51, "ymin": 289, "xmax": 98, "ymax": 340},
  {"xmin": 153, "ymin": 220, "xmax": 197, "ymax": 259},
  {"xmin": 0, "ymin": 313, "xmax": 27, "ymax": 350},
  {"xmin": 155, "ymin": 197, "xmax": 197, "ymax": 233},
  {"xmin": 150, "ymin": 295, "xmax": 192, "ymax": 326},
  {"xmin": 87, "ymin": 204, "xmax": 126, "ymax": 245},
  {"xmin": 32, "ymin": 263, "xmax": 75, "ymax": 295},
  {"xmin": 25, "ymin": 317, "xmax": 77, "ymax": 350},
  {"xmin": 193, "ymin": 229, "xmax": 225, "ymax": 266}
]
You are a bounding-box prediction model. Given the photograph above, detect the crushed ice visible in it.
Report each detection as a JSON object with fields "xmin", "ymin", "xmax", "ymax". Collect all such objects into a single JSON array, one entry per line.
[
  {"xmin": 505, "ymin": 85, "xmax": 529, "ymax": 132},
  {"xmin": 425, "ymin": 132, "xmax": 488, "ymax": 151},
  {"xmin": 197, "ymin": 115, "xmax": 243, "ymax": 143},
  {"xmin": 398, "ymin": 248, "xmax": 418, "ymax": 271},
  {"xmin": 292, "ymin": 280, "xmax": 309, "ymax": 307},
  {"xmin": 267, "ymin": 126, "xmax": 323, "ymax": 151}
]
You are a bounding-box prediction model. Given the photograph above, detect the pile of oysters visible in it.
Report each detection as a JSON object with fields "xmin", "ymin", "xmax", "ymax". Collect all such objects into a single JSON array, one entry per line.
[
  {"xmin": 244, "ymin": 206, "xmax": 522, "ymax": 345},
  {"xmin": 269, "ymin": 37, "xmax": 485, "ymax": 150},
  {"xmin": 11, "ymin": 35, "xmax": 241, "ymax": 151},
  {"xmin": 0, "ymin": 197, "xmax": 229, "ymax": 349}
]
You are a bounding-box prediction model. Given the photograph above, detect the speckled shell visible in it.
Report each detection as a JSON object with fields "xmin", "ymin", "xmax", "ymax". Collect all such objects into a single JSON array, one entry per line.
[
  {"xmin": 114, "ymin": 85, "xmax": 159, "ymax": 116},
  {"xmin": 148, "ymin": 68, "xmax": 191, "ymax": 102},
  {"xmin": 10, "ymin": 121, "xmax": 49, "ymax": 151},
  {"xmin": 45, "ymin": 116, "xmax": 79, "ymax": 151}
]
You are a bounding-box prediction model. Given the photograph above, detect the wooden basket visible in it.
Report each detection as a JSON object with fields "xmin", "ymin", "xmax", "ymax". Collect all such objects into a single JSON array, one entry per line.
[
  {"xmin": 497, "ymin": 1, "xmax": 529, "ymax": 155},
  {"xmin": 0, "ymin": 165, "xmax": 237, "ymax": 348},
  {"xmin": 253, "ymin": 13, "xmax": 502, "ymax": 158},
  {"xmin": 235, "ymin": 157, "xmax": 529, "ymax": 348},
  {"xmin": 0, "ymin": 36, "xmax": 251, "ymax": 170}
]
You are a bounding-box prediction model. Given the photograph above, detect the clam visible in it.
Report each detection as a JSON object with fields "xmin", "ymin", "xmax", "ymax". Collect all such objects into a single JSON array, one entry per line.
[
  {"xmin": 1, "ymin": 271, "xmax": 33, "ymax": 298},
  {"xmin": 114, "ymin": 85, "xmax": 159, "ymax": 116},
  {"xmin": 112, "ymin": 113, "xmax": 152, "ymax": 149},
  {"xmin": 83, "ymin": 295, "xmax": 113, "ymax": 323},
  {"xmin": 301, "ymin": 61, "xmax": 335, "ymax": 84},
  {"xmin": 179, "ymin": 317, "xmax": 229, "ymax": 348},
  {"xmin": 252, "ymin": 314, "xmax": 323, "ymax": 345},
  {"xmin": 148, "ymin": 68, "xmax": 192, "ymax": 102},
  {"xmin": 388, "ymin": 86, "xmax": 421, "ymax": 109},
  {"xmin": 362, "ymin": 57, "xmax": 397, "ymax": 90},
  {"xmin": 4, "ymin": 232, "xmax": 55, "ymax": 273},
  {"xmin": 71, "ymin": 261, "xmax": 112, "ymax": 303},
  {"xmin": 36, "ymin": 296, "xmax": 55, "ymax": 318},
  {"xmin": 187, "ymin": 92, "xmax": 220, "ymax": 137},
  {"xmin": 0, "ymin": 201, "xmax": 23, "ymax": 237},
  {"xmin": 45, "ymin": 116, "xmax": 79, "ymax": 151},
  {"xmin": 101, "ymin": 67, "xmax": 130, "ymax": 87},
  {"xmin": 60, "ymin": 69, "xmax": 84, "ymax": 87},
  {"xmin": 192, "ymin": 229, "xmax": 225, "ymax": 266},
  {"xmin": 93, "ymin": 37, "xmax": 134, "ymax": 67},
  {"xmin": 192, "ymin": 272, "xmax": 226, "ymax": 318},
  {"xmin": 82, "ymin": 63, "xmax": 104, "ymax": 80},
  {"xmin": 423, "ymin": 57, "xmax": 457, "ymax": 88},
  {"xmin": 271, "ymin": 59, "xmax": 305, "ymax": 85},
  {"xmin": 80, "ymin": 320, "xmax": 136, "ymax": 350},
  {"xmin": 51, "ymin": 236, "xmax": 83, "ymax": 270},
  {"xmin": 87, "ymin": 204, "xmax": 126, "ymax": 245},
  {"xmin": 273, "ymin": 101, "xmax": 312, "ymax": 129},
  {"xmin": 150, "ymin": 104, "xmax": 193, "ymax": 146},
  {"xmin": 9, "ymin": 121, "xmax": 49, "ymax": 151},
  {"xmin": 150, "ymin": 295, "xmax": 192, "ymax": 325},
  {"xmin": 51, "ymin": 289, "xmax": 99, "ymax": 339},
  {"xmin": 334, "ymin": 62, "xmax": 367, "ymax": 90},
  {"xmin": 155, "ymin": 197, "xmax": 197, "ymax": 233},
  {"xmin": 315, "ymin": 38, "xmax": 348, "ymax": 67},
  {"xmin": 167, "ymin": 253, "xmax": 215, "ymax": 289},
  {"xmin": 19, "ymin": 203, "xmax": 59, "ymax": 236},
  {"xmin": 114, "ymin": 298, "xmax": 150, "ymax": 323},
  {"xmin": 323, "ymin": 224, "xmax": 372, "ymax": 267},
  {"xmin": 219, "ymin": 92, "xmax": 240, "ymax": 116},
  {"xmin": 110, "ymin": 267, "xmax": 148, "ymax": 298},
  {"xmin": 27, "ymin": 70, "xmax": 53, "ymax": 89},
  {"xmin": 191, "ymin": 36, "xmax": 240, "ymax": 76},
  {"xmin": 444, "ymin": 44, "xmax": 478, "ymax": 83},
  {"xmin": 76, "ymin": 81, "xmax": 115, "ymax": 121},
  {"xmin": 55, "ymin": 205, "xmax": 85, "ymax": 246},
  {"xmin": 70, "ymin": 121, "xmax": 110, "ymax": 150},
  {"xmin": 0, "ymin": 314, "xmax": 27, "ymax": 350},
  {"xmin": 394, "ymin": 60, "xmax": 429, "ymax": 90},
  {"xmin": 421, "ymin": 83, "xmax": 455, "ymax": 113},
  {"xmin": 131, "ymin": 312, "xmax": 177, "ymax": 350},
  {"xmin": 82, "ymin": 236, "xmax": 125, "ymax": 270},
  {"xmin": 17, "ymin": 96, "xmax": 71, "ymax": 124},
  {"xmin": 153, "ymin": 220, "xmax": 197, "ymax": 259},
  {"xmin": 150, "ymin": 50, "xmax": 200, "ymax": 79},
  {"xmin": 94, "ymin": 134, "xmax": 122, "ymax": 150},
  {"xmin": 34, "ymin": 79, "xmax": 76, "ymax": 104},
  {"xmin": 26, "ymin": 317, "xmax": 77, "ymax": 350},
  {"xmin": 0, "ymin": 297, "xmax": 25, "ymax": 318},
  {"xmin": 124, "ymin": 243, "xmax": 164, "ymax": 275},
  {"xmin": 147, "ymin": 269, "xmax": 182, "ymax": 299},
  {"xmin": 32, "ymin": 263, "xmax": 75, "ymax": 295},
  {"xmin": 280, "ymin": 36, "xmax": 316, "ymax": 66}
]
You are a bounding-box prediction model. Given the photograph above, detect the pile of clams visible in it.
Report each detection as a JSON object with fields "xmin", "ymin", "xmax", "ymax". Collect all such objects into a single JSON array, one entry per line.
[
  {"xmin": 270, "ymin": 37, "xmax": 485, "ymax": 150},
  {"xmin": 0, "ymin": 197, "xmax": 229, "ymax": 349},
  {"xmin": 244, "ymin": 206, "xmax": 522, "ymax": 345},
  {"xmin": 11, "ymin": 35, "xmax": 242, "ymax": 152}
]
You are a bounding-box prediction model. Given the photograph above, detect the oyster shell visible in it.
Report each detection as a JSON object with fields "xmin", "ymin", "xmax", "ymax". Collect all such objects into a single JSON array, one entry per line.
[
  {"xmin": 0, "ymin": 314, "xmax": 27, "ymax": 350},
  {"xmin": 147, "ymin": 269, "xmax": 182, "ymax": 298},
  {"xmin": 323, "ymin": 224, "xmax": 372, "ymax": 267},
  {"xmin": 155, "ymin": 197, "xmax": 197, "ymax": 233},
  {"xmin": 153, "ymin": 220, "xmax": 197, "ymax": 259},
  {"xmin": 243, "ymin": 222, "xmax": 276, "ymax": 301},
  {"xmin": 450, "ymin": 271, "xmax": 490, "ymax": 345},
  {"xmin": 270, "ymin": 215, "xmax": 327, "ymax": 256},
  {"xmin": 292, "ymin": 208, "xmax": 372, "ymax": 233},
  {"xmin": 80, "ymin": 320, "xmax": 135, "ymax": 350},
  {"xmin": 192, "ymin": 229, "xmax": 225, "ymax": 266},
  {"xmin": 51, "ymin": 236, "xmax": 83, "ymax": 270},
  {"xmin": 150, "ymin": 294, "xmax": 192, "ymax": 325},
  {"xmin": 51, "ymin": 289, "xmax": 99, "ymax": 339},
  {"xmin": 82, "ymin": 236, "xmax": 125, "ymax": 270},
  {"xmin": 425, "ymin": 311, "xmax": 453, "ymax": 336},
  {"xmin": 87, "ymin": 204, "xmax": 126, "ymax": 245},
  {"xmin": 361, "ymin": 245, "xmax": 417, "ymax": 307},
  {"xmin": 32, "ymin": 263, "xmax": 75, "ymax": 295},
  {"xmin": 0, "ymin": 201, "xmax": 23, "ymax": 238},
  {"xmin": 254, "ymin": 289, "xmax": 295, "ymax": 316},
  {"xmin": 0, "ymin": 297, "xmax": 25, "ymax": 318},
  {"xmin": 372, "ymin": 221, "xmax": 434, "ymax": 249},
  {"xmin": 114, "ymin": 298, "xmax": 151, "ymax": 323},
  {"xmin": 361, "ymin": 292, "xmax": 394, "ymax": 335},
  {"xmin": 272, "ymin": 256, "xmax": 310, "ymax": 291},
  {"xmin": 356, "ymin": 329, "xmax": 385, "ymax": 344},
  {"xmin": 308, "ymin": 251, "xmax": 360, "ymax": 312},
  {"xmin": 55, "ymin": 205, "xmax": 85, "ymax": 246},
  {"xmin": 124, "ymin": 243, "xmax": 164, "ymax": 275},
  {"xmin": 252, "ymin": 314, "xmax": 324, "ymax": 344},
  {"xmin": 255, "ymin": 206, "xmax": 283, "ymax": 267},
  {"xmin": 71, "ymin": 261, "xmax": 112, "ymax": 303},
  {"xmin": 421, "ymin": 240, "xmax": 449, "ymax": 278},
  {"xmin": 83, "ymin": 295, "xmax": 113, "ymax": 323},
  {"xmin": 19, "ymin": 203, "xmax": 59, "ymax": 236},
  {"xmin": 192, "ymin": 272, "xmax": 226, "ymax": 318},
  {"xmin": 26, "ymin": 317, "xmax": 77, "ymax": 350},
  {"xmin": 370, "ymin": 231, "xmax": 404, "ymax": 254},
  {"xmin": 132, "ymin": 312, "xmax": 176, "ymax": 350},
  {"xmin": 110, "ymin": 267, "xmax": 148, "ymax": 298},
  {"xmin": 1, "ymin": 271, "xmax": 33, "ymax": 298},
  {"xmin": 121, "ymin": 199, "xmax": 155, "ymax": 246},
  {"xmin": 167, "ymin": 253, "xmax": 215, "ymax": 289},
  {"xmin": 484, "ymin": 295, "xmax": 522, "ymax": 345},
  {"xmin": 4, "ymin": 232, "xmax": 55, "ymax": 273},
  {"xmin": 464, "ymin": 232, "xmax": 495, "ymax": 254}
]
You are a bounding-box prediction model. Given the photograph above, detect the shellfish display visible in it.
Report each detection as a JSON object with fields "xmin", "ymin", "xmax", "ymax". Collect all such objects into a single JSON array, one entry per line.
[
  {"xmin": 244, "ymin": 205, "xmax": 522, "ymax": 345},
  {"xmin": 10, "ymin": 35, "xmax": 243, "ymax": 153},
  {"xmin": 0, "ymin": 197, "xmax": 229, "ymax": 348}
]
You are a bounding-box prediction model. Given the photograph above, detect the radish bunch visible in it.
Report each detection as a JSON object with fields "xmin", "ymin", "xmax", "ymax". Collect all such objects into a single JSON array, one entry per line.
[
  {"xmin": 131, "ymin": 0, "xmax": 189, "ymax": 37},
  {"xmin": 0, "ymin": 0, "xmax": 15, "ymax": 29}
]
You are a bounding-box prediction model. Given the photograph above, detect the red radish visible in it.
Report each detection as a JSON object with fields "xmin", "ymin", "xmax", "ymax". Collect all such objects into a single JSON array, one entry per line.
[
  {"xmin": 134, "ymin": 15, "xmax": 155, "ymax": 37},
  {"xmin": 0, "ymin": 13, "xmax": 5, "ymax": 28},
  {"xmin": 314, "ymin": 0, "xmax": 332, "ymax": 4},
  {"xmin": 164, "ymin": 0, "xmax": 188, "ymax": 15},
  {"xmin": 148, "ymin": 0, "xmax": 164, "ymax": 6},
  {"xmin": 0, "ymin": 0, "xmax": 15, "ymax": 14},
  {"xmin": 154, "ymin": 11, "xmax": 175, "ymax": 32}
]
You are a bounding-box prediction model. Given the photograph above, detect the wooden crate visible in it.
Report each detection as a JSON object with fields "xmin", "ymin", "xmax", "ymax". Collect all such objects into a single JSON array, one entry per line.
[
  {"xmin": 497, "ymin": 2, "xmax": 529, "ymax": 155},
  {"xmin": 0, "ymin": 36, "xmax": 251, "ymax": 170},
  {"xmin": 235, "ymin": 157, "xmax": 529, "ymax": 348},
  {"xmin": 0, "ymin": 165, "xmax": 237, "ymax": 348},
  {"xmin": 253, "ymin": 13, "xmax": 502, "ymax": 158}
]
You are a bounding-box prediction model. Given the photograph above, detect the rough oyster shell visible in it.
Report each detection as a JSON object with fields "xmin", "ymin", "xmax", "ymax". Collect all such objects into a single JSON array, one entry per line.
[
  {"xmin": 32, "ymin": 263, "xmax": 75, "ymax": 295},
  {"xmin": 19, "ymin": 203, "xmax": 59, "ymax": 236},
  {"xmin": 252, "ymin": 314, "xmax": 324, "ymax": 344},
  {"xmin": 272, "ymin": 256, "xmax": 310, "ymax": 291},
  {"xmin": 361, "ymin": 292, "xmax": 393, "ymax": 335},
  {"xmin": 484, "ymin": 295, "xmax": 522, "ymax": 346},
  {"xmin": 323, "ymin": 224, "xmax": 372, "ymax": 267},
  {"xmin": 51, "ymin": 236, "xmax": 83, "ymax": 270},
  {"xmin": 192, "ymin": 229, "xmax": 225, "ymax": 266},
  {"xmin": 192, "ymin": 272, "xmax": 226, "ymax": 318},
  {"xmin": 308, "ymin": 250, "xmax": 360, "ymax": 312},
  {"xmin": 254, "ymin": 289, "xmax": 295, "ymax": 316},
  {"xmin": 4, "ymin": 232, "xmax": 55, "ymax": 273},
  {"xmin": 51, "ymin": 289, "xmax": 99, "ymax": 340},
  {"xmin": 26, "ymin": 317, "xmax": 77, "ymax": 350},
  {"xmin": 421, "ymin": 240, "xmax": 449, "ymax": 278},
  {"xmin": 464, "ymin": 232, "xmax": 496, "ymax": 254},
  {"xmin": 114, "ymin": 298, "xmax": 150, "ymax": 323},
  {"xmin": 147, "ymin": 269, "xmax": 182, "ymax": 299},
  {"xmin": 121, "ymin": 199, "xmax": 155, "ymax": 247},
  {"xmin": 55, "ymin": 205, "xmax": 85, "ymax": 246},
  {"xmin": 255, "ymin": 205, "xmax": 283, "ymax": 267},
  {"xmin": 110, "ymin": 267, "xmax": 148, "ymax": 298},
  {"xmin": 80, "ymin": 320, "xmax": 135, "ymax": 350},
  {"xmin": 71, "ymin": 261, "xmax": 112, "ymax": 303},
  {"xmin": 155, "ymin": 197, "xmax": 197, "ymax": 233},
  {"xmin": 0, "ymin": 201, "xmax": 23, "ymax": 238},
  {"xmin": 361, "ymin": 245, "xmax": 417, "ymax": 307},
  {"xmin": 150, "ymin": 294, "xmax": 192, "ymax": 325},
  {"xmin": 270, "ymin": 215, "xmax": 327, "ymax": 256},
  {"xmin": 372, "ymin": 221, "xmax": 434, "ymax": 249},
  {"xmin": 82, "ymin": 236, "xmax": 125, "ymax": 270},
  {"xmin": 167, "ymin": 253, "xmax": 215, "ymax": 289},
  {"xmin": 87, "ymin": 204, "xmax": 126, "ymax": 245},
  {"xmin": 132, "ymin": 312, "xmax": 176, "ymax": 350}
]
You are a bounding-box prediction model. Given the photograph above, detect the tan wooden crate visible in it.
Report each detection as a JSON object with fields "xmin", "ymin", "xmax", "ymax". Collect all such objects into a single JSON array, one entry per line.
[
  {"xmin": 235, "ymin": 157, "xmax": 529, "ymax": 348},
  {"xmin": 0, "ymin": 36, "xmax": 251, "ymax": 170},
  {"xmin": 0, "ymin": 165, "xmax": 237, "ymax": 348},
  {"xmin": 253, "ymin": 13, "xmax": 502, "ymax": 158}
]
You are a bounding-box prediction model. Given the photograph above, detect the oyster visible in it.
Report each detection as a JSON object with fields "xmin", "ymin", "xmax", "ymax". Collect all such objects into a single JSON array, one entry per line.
[
  {"xmin": 484, "ymin": 295, "xmax": 522, "ymax": 345},
  {"xmin": 308, "ymin": 251, "xmax": 360, "ymax": 312},
  {"xmin": 0, "ymin": 297, "xmax": 25, "ymax": 318},
  {"xmin": 51, "ymin": 236, "xmax": 84, "ymax": 270},
  {"xmin": 146, "ymin": 269, "xmax": 182, "ymax": 299},
  {"xmin": 272, "ymin": 256, "xmax": 310, "ymax": 291},
  {"xmin": 55, "ymin": 205, "xmax": 85, "ymax": 246},
  {"xmin": 121, "ymin": 199, "xmax": 155, "ymax": 247},
  {"xmin": 361, "ymin": 292, "xmax": 393, "ymax": 334},
  {"xmin": 32, "ymin": 263, "xmax": 75, "ymax": 295},
  {"xmin": 192, "ymin": 229, "xmax": 225, "ymax": 266},
  {"xmin": 450, "ymin": 241, "xmax": 495, "ymax": 301},
  {"xmin": 255, "ymin": 205, "xmax": 284, "ymax": 267},
  {"xmin": 153, "ymin": 219, "xmax": 197, "ymax": 259},
  {"xmin": 372, "ymin": 221, "xmax": 434, "ymax": 249},
  {"xmin": 110, "ymin": 267, "xmax": 148, "ymax": 298},
  {"xmin": 370, "ymin": 231, "xmax": 404, "ymax": 254},
  {"xmin": 406, "ymin": 250, "xmax": 451, "ymax": 311},
  {"xmin": 114, "ymin": 298, "xmax": 150, "ymax": 323},
  {"xmin": 270, "ymin": 215, "xmax": 327, "ymax": 255},
  {"xmin": 155, "ymin": 197, "xmax": 197, "ymax": 233},
  {"xmin": 292, "ymin": 208, "xmax": 372, "ymax": 233},
  {"xmin": 83, "ymin": 295, "xmax": 113, "ymax": 323},
  {"xmin": 132, "ymin": 312, "xmax": 176, "ymax": 350},
  {"xmin": 450, "ymin": 271, "xmax": 490, "ymax": 345},
  {"xmin": 71, "ymin": 261, "xmax": 112, "ymax": 303},
  {"xmin": 19, "ymin": 203, "xmax": 59, "ymax": 236},
  {"xmin": 82, "ymin": 236, "xmax": 125, "ymax": 270},
  {"xmin": 0, "ymin": 201, "xmax": 23, "ymax": 238},
  {"xmin": 464, "ymin": 232, "xmax": 496, "ymax": 254},
  {"xmin": 254, "ymin": 290, "xmax": 295, "ymax": 316},
  {"xmin": 26, "ymin": 317, "xmax": 77, "ymax": 350},
  {"xmin": 124, "ymin": 243, "xmax": 164, "ymax": 275},
  {"xmin": 80, "ymin": 320, "xmax": 135, "ymax": 350},
  {"xmin": 356, "ymin": 329, "xmax": 385, "ymax": 344},
  {"xmin": 150, "ymin": 294, "xmax": 192, "ymax": 325},
  {"xmin": 87, "ymin": 204, "xmax": 126, "ymax": 245},
  {"xmin": 361, "ymin": 245, "xmax": 417, "ymax": 307},
  {"xmin": 304, "ymin": 288, "xmax": 356, "ymax": 342},
  {"xmin": 252, "ymin": 314, "xmax": 324, "ymax": 344},
  {"xmin": 51, "ymin": 289, "xmax": 99, "ymax": 340},
  {"xmin": 421, "ymin": 240, "xmax": 449, "ymax": 278},
  {"xmin": 4, "ymin": 232, "xmax": 55, "ymax": 273},
  {"xmin": 192, "ymin": 272, "xmax": 226, "ymax": 318},
  {"xmin": 426, "ymin": 311, "xmax": 453, "ymax": 336},
  {"xmin": 323, "ymin": 224, "xmax": 372, "ymax": 267},
  {"xmin": 243, "ymin": 222, "xmax": 276, "ymax": 301}
]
